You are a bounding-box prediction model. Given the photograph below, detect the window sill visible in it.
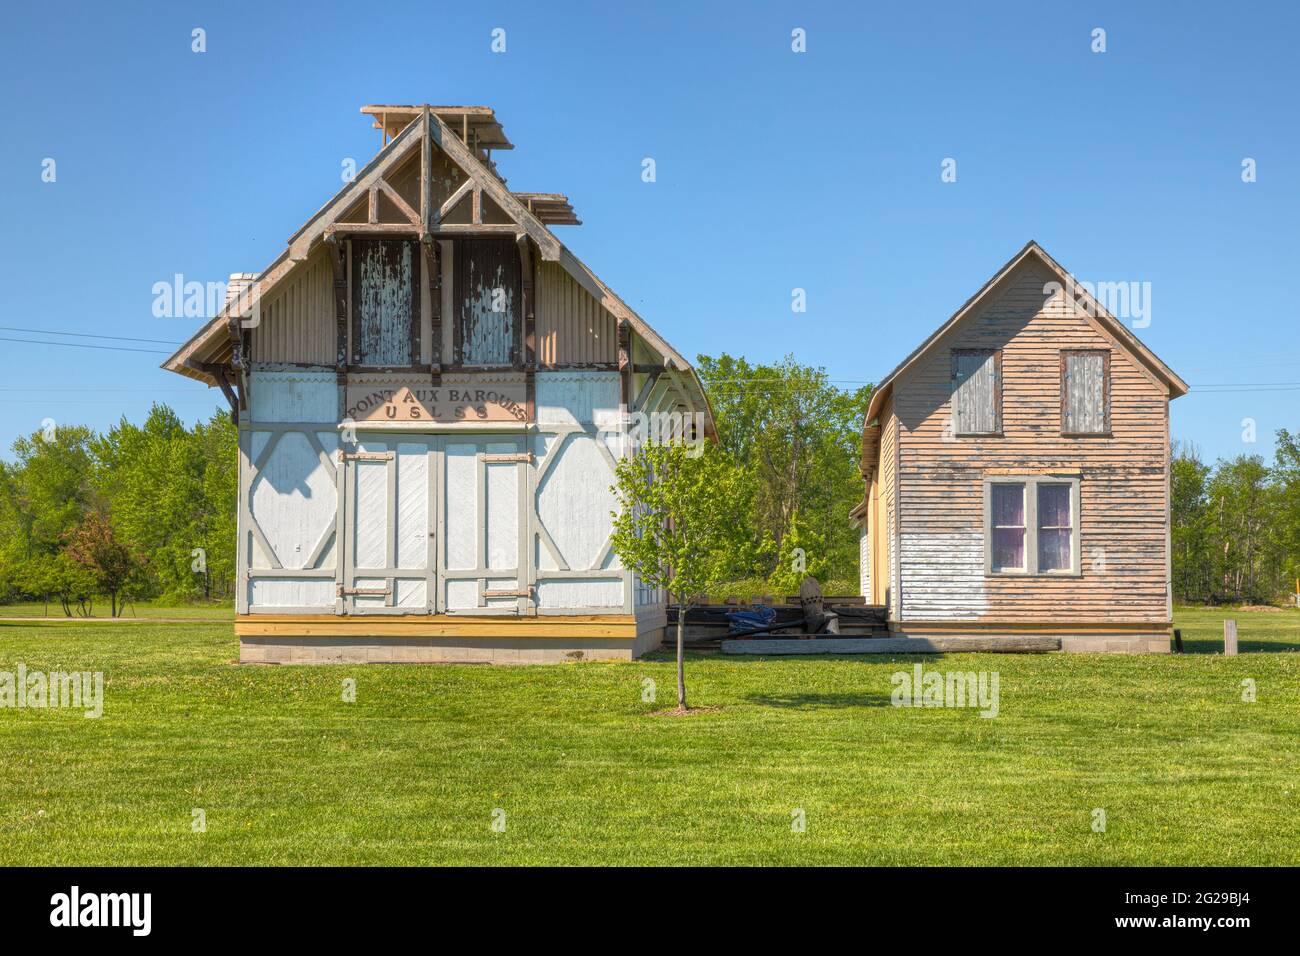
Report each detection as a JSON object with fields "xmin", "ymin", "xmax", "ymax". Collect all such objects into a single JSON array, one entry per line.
[
  {"xmin": 986, "ymin": 570, "xmax": 1082, "ymax": 579},
  {"xmin": 1060, "ymin": 431, "xmax": 1112, "ymax": 438}
]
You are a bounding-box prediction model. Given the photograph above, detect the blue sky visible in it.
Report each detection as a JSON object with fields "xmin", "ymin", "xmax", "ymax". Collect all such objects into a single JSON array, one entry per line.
[{"xmin": 2, "ymin": 0, "xmax": 1297, "ymax": 463}]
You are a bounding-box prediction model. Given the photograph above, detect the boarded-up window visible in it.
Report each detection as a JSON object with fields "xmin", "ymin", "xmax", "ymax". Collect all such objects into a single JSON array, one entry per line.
[
  {"xmin": 1061, "ymin": 350, "xmax": 1109, "ymax": 434},
  {"xmin": 351, "ymin": 238, "xmax": 417, "ymax": 366},
  {"xmin": 952, "ymin": 350, "xmax": 1000, "ymax": 435},
  {"xmin": 455, "ymin": 238, "xmax": 520, "ymax": 366}
]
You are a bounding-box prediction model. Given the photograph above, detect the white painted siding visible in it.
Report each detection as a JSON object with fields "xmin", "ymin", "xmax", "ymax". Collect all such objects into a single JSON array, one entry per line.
[{"xmin": 249, "ymin": 368, "xmax": 338, "ymax": 423}]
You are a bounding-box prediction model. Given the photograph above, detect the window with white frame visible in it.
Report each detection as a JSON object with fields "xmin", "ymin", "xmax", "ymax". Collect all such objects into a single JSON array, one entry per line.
[{"xmin": 984, "ymin": 476, "xmax": 1081, "ymax": 575}]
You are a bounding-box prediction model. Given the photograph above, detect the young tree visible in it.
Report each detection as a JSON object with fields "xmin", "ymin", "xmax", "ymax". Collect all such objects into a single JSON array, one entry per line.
[
  {"xmin": 63, "ymin": 510, "xmax": 145, "ymax": 617},
  {"xmin": 610, "ymin": 439, "xmax": 746, "ymax": 713}
]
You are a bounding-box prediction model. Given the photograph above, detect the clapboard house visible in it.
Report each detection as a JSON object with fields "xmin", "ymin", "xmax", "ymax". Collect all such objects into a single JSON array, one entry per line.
[
  {"xmin": 853, "ymin": 242, "xmax": 1187, "ymax": 652},
  {"xmin": 165, "ymin": 104, "xmax": 712, "ymax": 663}
]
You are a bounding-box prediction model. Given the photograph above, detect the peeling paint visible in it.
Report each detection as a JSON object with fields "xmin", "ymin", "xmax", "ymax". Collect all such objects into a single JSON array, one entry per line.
[{"xmin": 355, "ymin": 239, "xmax": 413, "ymax": 365}]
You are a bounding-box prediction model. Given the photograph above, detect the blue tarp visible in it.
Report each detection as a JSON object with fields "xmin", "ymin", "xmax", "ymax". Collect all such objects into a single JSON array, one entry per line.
[{"xmin": 725, "ymin": 605, "xmax": 778, "ymax": 635}]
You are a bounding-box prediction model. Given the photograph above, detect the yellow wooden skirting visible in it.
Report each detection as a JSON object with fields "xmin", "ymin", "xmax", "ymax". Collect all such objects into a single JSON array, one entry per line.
[{"xmin": 235, "ymin": 613, "xmax": 639, "ymax": 639}]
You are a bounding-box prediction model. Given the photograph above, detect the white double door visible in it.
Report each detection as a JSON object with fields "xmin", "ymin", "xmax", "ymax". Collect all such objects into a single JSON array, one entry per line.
[{"xmin": 340, "ymin": 434, "xmax": 529, "ymax": 615}]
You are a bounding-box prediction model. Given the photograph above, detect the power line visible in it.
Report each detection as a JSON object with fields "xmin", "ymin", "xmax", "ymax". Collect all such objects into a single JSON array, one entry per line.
[
  {"xmin": 0, "ymin": 336, "xmax": 172, "ymax": 355},
  {"xmin": 0, "ymin": 326, "xmax": 183, "ymax": 346}
]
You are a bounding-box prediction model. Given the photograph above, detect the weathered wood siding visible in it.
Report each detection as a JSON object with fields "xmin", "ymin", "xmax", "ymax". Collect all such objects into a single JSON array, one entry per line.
[
  {"xmin": 252, "ymin": 251, "xmax": 334, "ymax": 365},
  {"xmin": 456, "ymin": 238, "xmax": 519, "ymax": 365},
  {"xmin": 536, "ymin": 261, "xmax": 618, "ymax": 366},
  {"xmin": 353, "ymin": 239, "xmax": 416, "ymax": 366},
  {"xmin": 892, "ymin": 261, "xmax": 1169, "ymax": 624},
  {"xmin": 858, "ymin": 526, "xmax": 870, "ymax": 598},
  {"xmin": 879, "ymin": 396, "xmax": 898, "ymax": 611}
]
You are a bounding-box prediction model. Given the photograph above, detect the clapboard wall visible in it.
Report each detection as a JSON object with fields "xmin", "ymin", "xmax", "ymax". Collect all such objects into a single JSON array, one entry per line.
[{"xmin": 890, "ymin": 261, "xmax": 1170, "ymax": 624}]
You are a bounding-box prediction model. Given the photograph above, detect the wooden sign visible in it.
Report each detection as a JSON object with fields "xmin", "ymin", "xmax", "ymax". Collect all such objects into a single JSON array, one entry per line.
[{"xmin": 344, "ymin": 379, "xmax": 528, "ymax": 424}]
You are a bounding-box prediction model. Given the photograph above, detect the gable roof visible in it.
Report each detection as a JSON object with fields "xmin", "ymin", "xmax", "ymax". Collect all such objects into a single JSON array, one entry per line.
[
  {"xmin": 161, "ymin": 105, "xmax": 712, "ymax": 430},
  {"xmin": 862, "ymin": 240, "xmax": 1188, "ymax": 431}
]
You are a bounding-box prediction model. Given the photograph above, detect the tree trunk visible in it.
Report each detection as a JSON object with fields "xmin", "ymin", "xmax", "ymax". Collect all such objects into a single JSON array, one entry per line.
[{"xmin": 676, "ymin": 603, "xmax": 687, "ymax": 713}]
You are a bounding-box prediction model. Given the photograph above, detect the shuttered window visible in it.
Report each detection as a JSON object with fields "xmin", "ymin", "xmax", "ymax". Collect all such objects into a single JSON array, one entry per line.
[
  {"xmin": 351, "ymin": 238, "xmax": 418, "ymax": 367},
  {"xmin": 984, "ymin": 476, "xmax": 1081, "ymax": 576},
  {"xmin": 952, "ymin": 350, "xmax": 1001, "ymax": 435},
  {"xmin": 455, "ymin": 238, "xmax": 520, "ymax": 366},
  {"xmin": 1061, "ymin": 350, "xmax": 1109, "ymax": 435}
]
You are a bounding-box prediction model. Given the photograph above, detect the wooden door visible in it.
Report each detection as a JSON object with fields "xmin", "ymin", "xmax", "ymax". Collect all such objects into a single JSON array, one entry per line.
[
  {"xmin": 438, "ymin": 435, "xmax": 529, "ymax": 614},
  {"xmin": 341, "ymin": 437, "xmax": 435, "ymax": 614}
]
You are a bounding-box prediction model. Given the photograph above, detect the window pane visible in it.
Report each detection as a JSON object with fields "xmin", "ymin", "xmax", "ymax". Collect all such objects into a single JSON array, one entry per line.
[
  {"xmin": 992, "ymin": 528, "xmax": 1025, "ymax": 571},
  {"xmin": 1038, "ymin": 484, "xmax": 1071, "ymax": 529},
  {"xmin": 1038, "ymin": 529, "xmax": 1071, "ymax": 571},
  {"xmin": 992, "ymin": 484, "xmax": 1024, "ymax": 527}
]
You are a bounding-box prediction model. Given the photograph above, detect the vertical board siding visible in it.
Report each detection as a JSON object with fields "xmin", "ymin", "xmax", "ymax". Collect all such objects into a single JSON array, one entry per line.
[
  {"xmin": 353, "ymin": 456, "xmax": 388, "ymax": 570},
  {"xmin": 893, "ymin": 262, "xmax": 1169, "ymax": 623},
  {"xmin": 444, "ymin": 443, "xmax": 477, "ymax": 570},
  {"xmin": 485, "ymin": 444, "xmax": 520, "ymax": 570},
  {"xmin": 536, "ymin": 261, "xmax": 617, "ymax": 366},
  {"xmin": 457, "ymin": 238, "xmax": 519, "ymax": 365},
  {"xmin": 394, "ymin": 444, "xmax": 428, "ymax": 569},
  {"xmin": 253, "ymin": 251, "xmax": 335, "ymax": 365},
  {"xmin": 353, "ymin": 239, "xmax": 415, "ymax": 366}
]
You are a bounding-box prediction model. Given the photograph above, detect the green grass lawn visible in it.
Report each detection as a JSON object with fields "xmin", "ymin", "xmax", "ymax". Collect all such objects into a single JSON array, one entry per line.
[
  {"xmin": 0, "ymin": 601, "xmax": 233, "ymax": 621},
  {"xmin": 1, "ymin": 609, "xmax": 1297, "ymax": 865}
]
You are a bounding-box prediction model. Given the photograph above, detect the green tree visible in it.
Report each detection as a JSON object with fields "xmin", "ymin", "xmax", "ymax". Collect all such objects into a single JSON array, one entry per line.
[
  {"xmin": 63, "ymin": 509, "xmax": 146, "ymax": 617},
  {"xmin": 610, "ymin": 440, "xmax": 747, "ymax": 712},
  {"xmin": 1170, "ymin": 441, "xmax": 1211, "ymax": 602},
  {"xmin": 91, "ymin": 405, "xmax": 238, "ymax": 603},
  {"xmin": 695, "ymin": 353, "xmax": 869, "ymax": 589}
]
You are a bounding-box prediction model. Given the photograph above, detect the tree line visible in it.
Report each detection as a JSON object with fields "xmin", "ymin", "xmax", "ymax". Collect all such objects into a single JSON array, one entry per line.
[
  {"xmin": 0, "ymin": 406, "xmax": 237, "ymax": 615},
  {"xmin": 1171, "ymin": 431, "xmax": 1300, "ymax": 605},
  {"xmin": 2, "ymin": 358, "xmax": 1292, "ymax": 615}
]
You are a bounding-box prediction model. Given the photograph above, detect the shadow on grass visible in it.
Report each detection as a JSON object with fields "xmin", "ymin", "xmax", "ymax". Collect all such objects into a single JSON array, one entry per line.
[
  {"xmin": 1178, "ymin": 638, "xmax": 1300, "ymax": 654},
  {"xmin": 745, "ymin": 691, "xmax": 892, "ymax": 709}
]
